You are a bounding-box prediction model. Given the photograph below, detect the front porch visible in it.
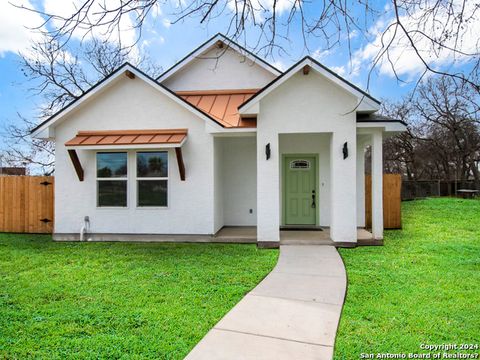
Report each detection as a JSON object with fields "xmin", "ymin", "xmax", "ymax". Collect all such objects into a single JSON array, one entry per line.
[
  {"xmin": 215, "ymin": 226, "xmax": 377, "ymax": 247},
  {"xmin": 215, "ymin": 129, "xmax": 384, "ymax": 247}
]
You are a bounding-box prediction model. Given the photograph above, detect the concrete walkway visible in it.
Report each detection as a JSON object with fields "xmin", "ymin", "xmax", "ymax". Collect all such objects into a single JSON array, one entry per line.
[{"xmin": 185, "ymin": 245, "xmax": 347, "ymax": 360}]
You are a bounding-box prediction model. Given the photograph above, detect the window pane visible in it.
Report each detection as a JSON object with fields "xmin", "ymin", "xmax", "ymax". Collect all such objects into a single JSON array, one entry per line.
[
  {"xmin": 98, "ymin": 181, "xmax": 127, "ymax": 207},
  {"xmin": 290, "ymin": 160, "xmax": 311, "ymax": 169},
  {"xmin": 138, "ymin": 180, "xmax": 167, "ymax": 207},
  {"xmin": 97, "ymin": 152, "xmax": 127, "ymax": 178},
  {"xmin": 137, "ymin": 152, "xmax": 168, "ymax": 178}
]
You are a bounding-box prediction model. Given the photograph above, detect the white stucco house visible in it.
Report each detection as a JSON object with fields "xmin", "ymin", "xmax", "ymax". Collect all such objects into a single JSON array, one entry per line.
[{"xmin": 32, "ymin": 34, "xmax": 406, "ymax": 248}]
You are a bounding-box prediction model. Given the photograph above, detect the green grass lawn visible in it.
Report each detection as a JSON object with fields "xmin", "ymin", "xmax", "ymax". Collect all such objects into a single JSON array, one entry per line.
[
  {"xmin": 2, "ymin": 199, "xmax": 478, "ymax": 359},
  {"xmin": 0, "ymin": 238, "xmax": 278, "ymax": 359},
  {"xmin": 335, "ymin": 198, "xmax": 480, "ymax": 359}
]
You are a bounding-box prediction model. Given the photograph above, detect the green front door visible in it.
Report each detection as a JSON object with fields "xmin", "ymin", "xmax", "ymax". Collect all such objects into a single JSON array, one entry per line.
[{"xmin": 284, "ymin": 155, "xmax": 317, "ymax": 225}]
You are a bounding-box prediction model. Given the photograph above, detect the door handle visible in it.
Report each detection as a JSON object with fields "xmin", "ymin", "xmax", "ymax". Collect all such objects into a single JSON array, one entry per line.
[{"xmin": 311, "ymin": 190, "xmax": 316, "ymax": 208}]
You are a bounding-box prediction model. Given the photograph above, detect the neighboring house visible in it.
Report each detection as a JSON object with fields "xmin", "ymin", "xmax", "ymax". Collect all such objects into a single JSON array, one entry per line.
[{"xmin": 32, "ymin": 33, "xmax": 406, "ymax": 247}]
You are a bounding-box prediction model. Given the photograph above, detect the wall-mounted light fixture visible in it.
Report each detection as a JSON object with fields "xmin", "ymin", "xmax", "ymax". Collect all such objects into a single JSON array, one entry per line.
[
  {"xmin": 343, "ymin": 142, "xmax": 348, "ymax": 159},
  {"xmin": 266, "ymin": 143, "xmax": 271, "ymax": 160}
]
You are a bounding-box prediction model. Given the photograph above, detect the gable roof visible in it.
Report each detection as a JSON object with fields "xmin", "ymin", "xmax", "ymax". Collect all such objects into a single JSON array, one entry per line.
[
  {"xmin": 156, "ymin": 33, "xmax": 282, "ymax": 83},
  {"xmin": 239, "ymin": 56, "xmax": 381, "ymax": 114},
  {"xmin": 31, "ymin": 63, "xmax": 230, "ymax": 138},
  {"xmin": 31, "ymin": 49, "xmax": 385, "ymax": 137}
]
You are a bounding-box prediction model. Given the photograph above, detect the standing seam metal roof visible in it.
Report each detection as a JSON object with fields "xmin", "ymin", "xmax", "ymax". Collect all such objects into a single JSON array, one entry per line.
[{"xmin": 177, "ymin": 89, "xmax": 258, "ymax": 128}]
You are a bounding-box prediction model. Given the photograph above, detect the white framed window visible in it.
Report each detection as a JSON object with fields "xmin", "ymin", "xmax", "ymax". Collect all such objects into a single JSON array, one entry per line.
[
  {"xmin": 96, "ymin": 152, "xmax": 128, "ymax": 207},
  {"xmin": 136, "ymin": 151, "xmax": 168, "ymax": 207}
]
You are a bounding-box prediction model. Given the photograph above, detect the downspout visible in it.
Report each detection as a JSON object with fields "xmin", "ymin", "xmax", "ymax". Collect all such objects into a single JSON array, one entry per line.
[{"xmin": 80, "ymin": 216, "xmax": 91, "ymax": 241}]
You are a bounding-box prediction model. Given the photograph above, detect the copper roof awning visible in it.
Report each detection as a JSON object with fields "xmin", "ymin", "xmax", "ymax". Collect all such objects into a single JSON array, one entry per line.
[
  {"xmin": 177, "ymin": 89, "xmax": 258, "ymax": 128},
  {"xmin": 65, "ymin": 129, "xmax": 188, "ymax": 182},
  {"xmin": 65, "ymin": 129, "xmax": 188, "ymax": 147}
]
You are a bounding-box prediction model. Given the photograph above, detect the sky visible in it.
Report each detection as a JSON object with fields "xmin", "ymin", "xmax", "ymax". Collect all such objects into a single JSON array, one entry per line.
[{"xmin": 0, "ymin": 0, "xmax": 477, "ymax": 147}]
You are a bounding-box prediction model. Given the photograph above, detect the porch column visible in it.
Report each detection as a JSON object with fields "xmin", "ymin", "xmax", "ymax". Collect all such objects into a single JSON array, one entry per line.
[
  {"xmin": 257, "ymin": 133, "xmax": 280, "ymax": 245},
  {"xmin": 371, "ymin": 129, "xmax": 384, "ymax": 239},
  {"xmin": 329, "ymin": 131, "xmax": 357, "ymax": 243},
  {"xmin": 356, "ymin": 138, "xmax": 366, "ymax": 227}
]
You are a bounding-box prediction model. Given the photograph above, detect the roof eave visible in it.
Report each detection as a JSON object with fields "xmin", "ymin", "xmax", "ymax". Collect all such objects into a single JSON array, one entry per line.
[
  {"xmin": 31, "ymin": 63, "xmax": 227, "ymax": 140},
  {"xmin": 31, "ymin": 62, "xmax": 134, "ymax": 138}
]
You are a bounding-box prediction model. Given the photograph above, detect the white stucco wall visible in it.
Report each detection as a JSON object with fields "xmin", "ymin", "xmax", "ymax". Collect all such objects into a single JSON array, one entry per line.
[
  {"xmin": 54, "ymin": 76, "xmax": 216, "ymax": 235},
  {"xmin": 371, "ymin": 129, "xmax": 384, "ymax": 239},
  {"xmin": 257, "ymin": 71, "xmax": 358, "ymax": 243},
  {"xmin": 221, "ymin": 136, "xmax": 257, "ymax": 226},
  {"xmin": 161, "ymin": 47, "xmax": 277, "ymax": 91},
  {"xmin": 279, "ymin": 133, "xmax": 331, "ymax": 226},
  {"xmin": 356, "ymin": 136, "xmax": 368, "ymax": 227},
  {"xmin": 213, "ymin": 137, "xmax": 224, "ymax": 233}
]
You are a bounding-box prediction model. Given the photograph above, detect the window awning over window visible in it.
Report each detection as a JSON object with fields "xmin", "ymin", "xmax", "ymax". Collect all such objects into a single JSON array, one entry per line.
[
  {"xmin": 64, "ymin": 129, "xmax": 187, "ymax": 182},
  {"xmin": 65, "ymin": 129, "xmax": 188, "ymax": 149}
]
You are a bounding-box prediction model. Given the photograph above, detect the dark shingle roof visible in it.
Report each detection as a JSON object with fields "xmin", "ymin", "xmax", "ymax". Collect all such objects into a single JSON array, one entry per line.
[{"xmin": 356, "ymin": 113, "xmax": 407, "ymax": 126}]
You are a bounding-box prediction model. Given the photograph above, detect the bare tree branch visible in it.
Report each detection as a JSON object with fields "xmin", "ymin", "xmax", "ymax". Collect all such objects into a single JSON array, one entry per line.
[{"xmin": 3, "ymin": 34, "xmax": 162, "ymax": 174}]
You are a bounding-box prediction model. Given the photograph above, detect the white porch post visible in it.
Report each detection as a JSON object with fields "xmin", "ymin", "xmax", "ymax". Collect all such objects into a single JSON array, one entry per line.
[
  {"xmin": 329, "ymin": 131, "xmax": 357, "ymax": 243},
  {"xmin": 257, "ymin": 133, "xmax": 280, "ymax": 245},
  {"xmin": 371, "ymin": 129, "xmax": 384, "ymax": 239},
  {"xmin": 356, "ymin": 137, "xmax": 366, "ymax": 228}
]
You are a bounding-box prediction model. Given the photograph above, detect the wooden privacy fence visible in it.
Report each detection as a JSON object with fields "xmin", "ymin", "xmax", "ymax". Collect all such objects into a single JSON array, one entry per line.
[
  {"xmin": 0, "ymin": 176, "xmax": 54, "ymax": 233},
  {"xmin": 365, "ymin": 174, "xmax": 402, "ymax": 229}
]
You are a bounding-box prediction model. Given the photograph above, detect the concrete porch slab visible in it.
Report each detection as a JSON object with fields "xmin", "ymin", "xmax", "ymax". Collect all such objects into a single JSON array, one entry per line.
[
  {"xmin": 213, "ymin": 226, "xmax": 374, "ymax": 246},
  {"xmin": 214, "ymin": 226, "xmax": 257, "ymax": 243},
  {"xmin": 280, "ymin": 228, "xmax": 374, "ymax": 245},
  {"xmin": 357, "ymin": 228, "xmax": 374, "ymax": 241},
  {"xmin": 280, "ymin": 230, "xmax": 330, "ymax": 242}
]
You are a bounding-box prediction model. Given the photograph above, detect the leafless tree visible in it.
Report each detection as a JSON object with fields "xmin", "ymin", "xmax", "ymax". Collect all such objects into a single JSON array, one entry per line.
[
  {"xmin": 2, "ymin": 35, "xmax": 162, "ymax": 175},
  {"xmin": 414, "ymin": 77, "xmax": 480, "ymax": 185},
  {"xmin": 382, "ymin": 75, "xmax": 480, "ymax": 187},
  {"xmin": 2, "ymin": 115, "xmax": 55, "ymax": 175},
  {"xmin": 381, "ymin": 99, "xmax": 418, "ymax": 179},
  {"xmin": 15, "ymin": 0, "xmax": 480, "ymax": 92}
]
